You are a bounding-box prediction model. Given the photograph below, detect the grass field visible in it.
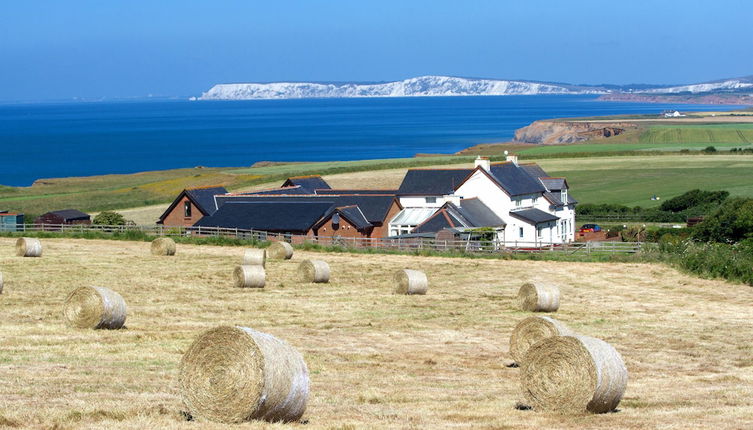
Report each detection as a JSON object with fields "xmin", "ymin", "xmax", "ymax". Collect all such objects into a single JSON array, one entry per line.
[{"xmin": 1, "ymin": 238, "xmax": 752, "ymax": 429}]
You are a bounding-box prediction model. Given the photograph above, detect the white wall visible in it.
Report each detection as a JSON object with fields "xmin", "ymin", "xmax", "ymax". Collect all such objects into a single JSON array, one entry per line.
[{"xmin": 398, "ymin": 196, "xmax": 445, "ymax": 208}]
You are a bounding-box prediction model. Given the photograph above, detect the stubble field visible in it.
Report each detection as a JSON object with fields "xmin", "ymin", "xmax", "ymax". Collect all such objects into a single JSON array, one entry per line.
[{"xmin": 1, "ymin": 238, "xmax": 752, "ymax": 429}]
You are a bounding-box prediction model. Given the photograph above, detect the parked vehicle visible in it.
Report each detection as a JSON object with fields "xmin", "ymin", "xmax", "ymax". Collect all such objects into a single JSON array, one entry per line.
[{"xmin": 579, "ymin": 223, "xmax": 602, "ymax": 233}]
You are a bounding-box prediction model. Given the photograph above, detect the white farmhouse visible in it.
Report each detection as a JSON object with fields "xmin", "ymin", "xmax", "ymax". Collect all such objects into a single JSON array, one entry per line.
[{"xmin": 389, "ymin": 155, "xmax": 577, "ymax": 245}]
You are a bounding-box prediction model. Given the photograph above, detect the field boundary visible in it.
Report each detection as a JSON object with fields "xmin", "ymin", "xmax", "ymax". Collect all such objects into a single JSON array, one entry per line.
[{"xmin": 1, "ymin": 223, "xmax": 646, "ymax": 255}]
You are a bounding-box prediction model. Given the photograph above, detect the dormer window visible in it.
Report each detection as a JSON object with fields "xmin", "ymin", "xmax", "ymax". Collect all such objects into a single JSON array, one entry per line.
[{"xmin": 561, "ymin": 189, "xmax": 568, "ymax": 203}]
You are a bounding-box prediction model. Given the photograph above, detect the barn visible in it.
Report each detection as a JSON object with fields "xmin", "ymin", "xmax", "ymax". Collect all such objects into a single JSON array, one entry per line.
[
  {"xmin": 35, "ymin": 209, "xmax": 91, "ymax": 226},
  {"xmin": 158, "ymin": 186, "xmax": 228, "ymax": 226}
]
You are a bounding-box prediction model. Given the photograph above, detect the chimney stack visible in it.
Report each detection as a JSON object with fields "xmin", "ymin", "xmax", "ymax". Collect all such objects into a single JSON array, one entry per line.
[
  {"xmin": 504, "ymin": 151, "xmax": 518, "ymax": 165},
  {"xmin": 474, "ymin": 156, "xmax": 491, "ymax": 171}
]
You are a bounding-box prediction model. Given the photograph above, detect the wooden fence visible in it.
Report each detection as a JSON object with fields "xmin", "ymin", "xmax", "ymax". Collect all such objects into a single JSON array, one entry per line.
[{"xmin": 1, "ymin": 223, "xmax": 647, "ymax": 255}]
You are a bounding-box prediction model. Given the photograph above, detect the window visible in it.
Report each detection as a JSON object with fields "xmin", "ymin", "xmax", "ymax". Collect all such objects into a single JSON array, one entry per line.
[
  {"xmin": 425, "ymin": 197, "xmax": 437, "ymax": 204},
  {"xmin": 515, "ymin": 198, "xmax": 522, "ymax": 208},
  {"xmin": 537, "ymin": 226, "xmax": 543, "ymax": 239},
  {"xmin": 519, "ymin": 227, "xmax": 524, "ymax": 238},
  {"xmin": 561, "ymin": 189, "xmax": 568, "ymax": 203},
  {"xmin": 533, "ymin": 197, "xmax": 538, "ymax": 205},
  {"xmin": 184, "ymin": 201, "xmax": 191, "ymax": 218}
]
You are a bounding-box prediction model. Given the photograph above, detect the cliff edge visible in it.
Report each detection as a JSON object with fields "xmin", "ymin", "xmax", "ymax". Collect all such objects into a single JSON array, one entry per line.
[{"xmin": 513, "ymin": 120, "xmax": 638, "ymax": 145}]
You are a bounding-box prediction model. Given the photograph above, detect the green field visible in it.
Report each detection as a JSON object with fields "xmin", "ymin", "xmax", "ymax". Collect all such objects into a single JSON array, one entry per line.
[{"xmin": 536, "ymin": 154, "xmax": 753, "ymax": 207}]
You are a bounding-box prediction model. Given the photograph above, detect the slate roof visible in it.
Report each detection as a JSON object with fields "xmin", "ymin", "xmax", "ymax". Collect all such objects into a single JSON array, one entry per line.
[
  {"xmin": 281, "ymin": 176, "xmax": 331, "ymax": 192},
  {"xmin": 486, "ymin": 163, "xmax": 548, "ymax": 196},
  {"xmin": 453, "ymin": 198, "xmax": 505, "ymax": 227},
  {"xmin": 46, "ymin": 209, "xmax": 90, "ymax": 221},
  {"xmin": 215, "ymin": 194, "xmax": 397, "ymax": 224},
  {"xmin": 184, "ymin": 186, "xmax": 228, "ymax": 215},
  {"xmin": 318, "ymin": 205, "xmax": 373, "ymax": 230},
  {"xmin": 540, "ymin": 178, "xmax": 567, "ymax": 191},
  {"xmin": 519, "ymin": 163, "xmax": 550, "ymax": 179},
  {"xmin": 397, "ymin": 169, "xmax": 474, "ymax": 195},
  {"xmin": 509, "ymin": 208, "xmax": 560, "ymax": 225},
  {"xmin": 413, "ymin": 199, "xmax": 504, "ymax": 234},
  {"xmin": 543, "ymin": 192, "xmax": 578, "ymax": 206},
  {"xmin": 315, "ymin": 189, "xmax": 397, "ymax": 195},
  {"xmin": 194, "ymin": 201, "xmax": 333, "ymax": 232},
  {"xmin": 246, "ymin": 186, "xmax": 310, "ymax": 195}
]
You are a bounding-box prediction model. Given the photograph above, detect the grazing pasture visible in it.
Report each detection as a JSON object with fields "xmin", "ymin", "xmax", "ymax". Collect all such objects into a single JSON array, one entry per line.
[{"xmin": 1, "ymin": 238, "xmax": 752, "ymax": 429}]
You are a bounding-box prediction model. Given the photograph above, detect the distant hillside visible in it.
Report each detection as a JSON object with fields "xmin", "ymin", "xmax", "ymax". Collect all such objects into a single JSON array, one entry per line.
[{"xmin": 197, "ymin": 74, "xmax": 753, "ymax": 101}]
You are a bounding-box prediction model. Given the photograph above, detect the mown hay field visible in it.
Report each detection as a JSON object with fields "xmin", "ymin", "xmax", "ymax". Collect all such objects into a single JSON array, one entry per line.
[{"xmin": 1, "ymin": 238, "xmax": 752, "ymax": 429}]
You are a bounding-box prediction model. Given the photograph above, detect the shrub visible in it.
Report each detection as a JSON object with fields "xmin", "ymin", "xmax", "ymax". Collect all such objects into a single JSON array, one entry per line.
[
  {"xmin": 93, "ymin": 211, "xmax": 126, "ymax": 226},
  {"xmin": 659, "ymin": 189, "xmax": 729, "ymax": 213},
  {"xmin": 692, "ymin": 198, "xmax": 753, "ymax": 243},
  {"xmin": 702, "ymin": 146, "xmax": 717, "ymax": 153}
]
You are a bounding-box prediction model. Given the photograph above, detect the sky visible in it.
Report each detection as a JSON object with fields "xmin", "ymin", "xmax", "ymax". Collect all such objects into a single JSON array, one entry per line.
[{"xmin": 1, "ymin": 0, "xmax": 752, "ymax": 102}]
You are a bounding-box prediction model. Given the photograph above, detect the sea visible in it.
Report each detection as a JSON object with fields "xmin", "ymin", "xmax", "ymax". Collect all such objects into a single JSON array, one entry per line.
[{"xmin": 0, "ymin": 95, "xmax": 737, "ymax": 186}]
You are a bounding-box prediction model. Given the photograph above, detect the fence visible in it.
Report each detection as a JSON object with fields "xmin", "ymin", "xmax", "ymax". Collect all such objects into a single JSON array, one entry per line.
[{"xmin": 1, "ymin": 223, "xmax": 646, "ymax": 255}]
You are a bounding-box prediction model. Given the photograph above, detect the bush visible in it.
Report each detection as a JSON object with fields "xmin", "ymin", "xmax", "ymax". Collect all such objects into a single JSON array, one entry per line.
[
  {"xmin": 692, "ymin": 198, "xmax": 753, "ymax": 243},
  {"xmin": 659, "ymin": 189, "xmax": 729, "ymax": 213},
  {"xmin": 93, "ymin": 211, "xmax": 126, "ymax": 226},
  {"xmin": 702, "ymin": 146, "xmax": 717, "ymax": 153}
]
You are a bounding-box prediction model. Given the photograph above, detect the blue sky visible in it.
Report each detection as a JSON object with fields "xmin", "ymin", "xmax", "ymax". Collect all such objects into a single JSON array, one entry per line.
[{"xmin": 1, "ymin": 0, "xmax": 752, "ymax": 101}]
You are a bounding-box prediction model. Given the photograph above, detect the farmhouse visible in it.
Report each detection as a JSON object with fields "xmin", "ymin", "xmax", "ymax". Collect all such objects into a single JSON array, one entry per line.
[
  {"xmin": 162, "ymin": 159, "xmax": 576, "ymax": 244},
  {"xmin": 158, "ymin": 186, "xmax": 228, "ymax": 226},
  {"xmin": 35, "ymin": 209, "xmax": 91, "ymax": 226},
  {"xmin": 389, "ymin": 155, "xmax": 576, "ymax": 244}
]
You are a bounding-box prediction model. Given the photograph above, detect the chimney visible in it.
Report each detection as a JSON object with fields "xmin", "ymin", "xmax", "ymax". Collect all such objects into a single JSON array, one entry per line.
[
  {"xmin": 504, "ymin": 151, "xmax": 518, "ymax": 165},
  {"xmin": 474, "ymin": 156, "xmax": 491, "ymax": 171}
]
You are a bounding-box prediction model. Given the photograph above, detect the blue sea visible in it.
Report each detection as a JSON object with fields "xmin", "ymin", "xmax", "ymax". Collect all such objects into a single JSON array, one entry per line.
[{"xmin": 0, "ymin": 95, "xmax": 736, "ymax": 186}]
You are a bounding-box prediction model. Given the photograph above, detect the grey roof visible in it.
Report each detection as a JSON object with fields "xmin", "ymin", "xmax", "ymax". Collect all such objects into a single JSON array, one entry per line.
[
  {"xmin": 519, "ymin": 163, "xmax": 550, "ymax": 179},
  {"xmin": 281, "ymin": 176, "xmax": 331, "ymax": 192},
  {"xmin": 454, "ymin": 198, "xmax": 505, "ymax": 227},
  {"xmin": 329, "ymin": 206, "xmax": 372, "ymax": 230},
  {"xmin": 194, "ymin": 201, "xmax": 333, "ymax": 232},
  {"xmin": 487, "ymin": 163, "xmax": 548, "ymax": 196},
  {"xmin": 543, "ymin": 192, "xmax": 578, "ymax": 206},
  {"xmin": 316, "ymin": 189, "xmax": 397, "ymax": 195},
  {"xmin": 390, "ymin": 207, "xmax": 437, "ymax": 226},
  {"xmin": 413, "ymin": 199, "xmax": 504, "ymax": 234},
  {"xmin": 46, "ymin": 209, "xmax": 90, "ymax": 221},
  {"xmin": 247, "ymin": 186, "xmax": 310, "ymax": 195},
  {"xmin": 185, "ymin": 186, "xmax": 228, "ymax": 215},
  {"xmin": 540, "ymin": 178, "xmax": 567, "ymax": 191},
  {"xmin": 509, "ymin": 208, "xmax": 560, "ymax": 225},
  {"xmin": 215, "ymin": 194, "xmax": 396, "ymax": 224},
  {"xmin": 397, "ymin": 169, "xmax": 473, "ymax": 195}
]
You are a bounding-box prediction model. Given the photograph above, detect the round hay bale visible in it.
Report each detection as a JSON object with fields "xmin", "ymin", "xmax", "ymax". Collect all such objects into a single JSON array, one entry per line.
[
  {"xmin": 151, "ymin": 237, "xmax": 176, "ymax": 256},
  {"xmin": 298, "ymin": 259, "xmax": 330, "ymax": 283},
  {"xmin": 521, "ymin": 335, "xmax": 628, "ymax": 414},
  {"xmin": 267, "ymin": 241, "xmax": 293, "ymax": 260},
  {"xmin": 233, "ymin": 265, "xmax": 265, "ymax": 288},
  {"xmin": 394, "ymin": 269, "xmax": 428, "ymax": 295},
  {"xmin": 179, "ymin": 325, "xmax": 309, "ymax": 423},
  {"xmin": 242, "ymin": 249, "xmax": 266, "ymax": 267},
  {"xmin": 509, "ymin": 316, "xmax": 573, "ymax": 363},
  {"xmin": 15, "ymin": 237, "xmax": 42, "ymax": 257},
  {"xmin": 517, "ymin": 282, "xmax": 560, "ymax": 312},
  {"xmin": 63, "ymin": 286, "xmax": 127, "ymax": 329}
]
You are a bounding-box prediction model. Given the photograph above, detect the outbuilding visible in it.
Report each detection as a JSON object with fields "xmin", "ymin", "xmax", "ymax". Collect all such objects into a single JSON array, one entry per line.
[{"xmin": 35, "ymin": 209, "xmax": 91, "ymax": 226}]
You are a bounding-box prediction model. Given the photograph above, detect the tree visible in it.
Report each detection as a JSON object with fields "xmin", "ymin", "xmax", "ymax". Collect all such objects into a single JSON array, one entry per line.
[
  {"xmin": 692, "ymin": 198, "xmax": 753, "ymax": 243},
  {"xmin": 93, "ymin": 211, "xmax": 126, "ymax": 226}
]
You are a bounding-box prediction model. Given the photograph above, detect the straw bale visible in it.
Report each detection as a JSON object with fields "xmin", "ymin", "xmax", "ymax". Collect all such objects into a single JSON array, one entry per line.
[
  {"xmin": 16, "ymin": 237, "xmax": 42, "ymax": 257},
  {"xmin": 179, "ymin": 326, "xmax": 309, "ymax": 423},
  {"xmin": 233, "ymin": 265, "xmax": 265, "ymax": 288},
  {"xmin": 151, "ymin": 237, "xmax": 176, "ymax": 256},
  {"xmin": 520, "ymin": 335, "xmax": 628, "ymax": 413},
  {"xmin": 394, "ymin": 269, "xmax": 428, "ymax": 295},
  {"xmin": 267, "ymin": 242, "xmax": 293, "ymax": 260},
  {"xmin": 509, "ymin": 316, "xmax": 573, "ymax": 363},
  {"xmin": 517, "ymin": 282, "xmax": 560, "ymax": 312},
  {"xmin": 242, "ymin": 249, "xmax": 266, "ymax": 267},
  {"xmin": 63, "ymin": 286, "xmax": 127, "ymax": 329},
  {"xmin": 298, "ymin": 259, "xmax": 330, "ymax": 283}
]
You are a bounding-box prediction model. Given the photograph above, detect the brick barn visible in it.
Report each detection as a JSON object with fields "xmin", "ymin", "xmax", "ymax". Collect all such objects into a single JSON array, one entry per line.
[{"xmin": 158, "ymin": 186, "xmax": 227, "ymax": 226}]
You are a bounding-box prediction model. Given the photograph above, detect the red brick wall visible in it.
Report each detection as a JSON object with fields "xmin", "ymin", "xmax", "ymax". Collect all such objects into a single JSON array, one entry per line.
[
  {"xmin": 371, "ymin": 200, "xmax": 403, "ymax": 238},
  {"xmin": 161, "ymin": 196, "xmax": 205, "ymax": 227},
  {"xmin": 314, "ymin": 217, "xmax": 369, "ymax": 238}
]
